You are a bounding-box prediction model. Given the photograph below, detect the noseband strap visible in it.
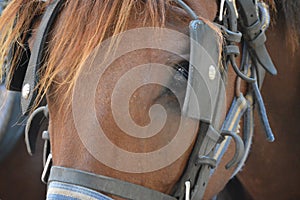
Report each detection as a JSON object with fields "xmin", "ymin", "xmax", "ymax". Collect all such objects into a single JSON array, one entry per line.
[{"xmin": 49, "ymin": 166, "xmax": 176, "ymax": 200}]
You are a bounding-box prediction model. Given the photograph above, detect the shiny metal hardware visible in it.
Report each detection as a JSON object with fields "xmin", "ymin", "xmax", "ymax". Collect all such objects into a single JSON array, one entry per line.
[
  {"xmin": 22, "ymin": 83, "xmax": 30, "ymax": 99},
  {"xmin": 209, "ymin": 65, "xmax": 216, "ymax": 80},
  {"xmin": 185, "ymin": 181, "xmax": 191, "ymax": 200},
  {"xmin": 219, "ymin": 0, "xmax": 239, "ymax": 21},
  {"xmin": 219, "ymin": 0, "xmax": 226, "ymax": 21},
  {"xmin": 41, "ymin": 153, "xmax": 52, "ymax": 184}
]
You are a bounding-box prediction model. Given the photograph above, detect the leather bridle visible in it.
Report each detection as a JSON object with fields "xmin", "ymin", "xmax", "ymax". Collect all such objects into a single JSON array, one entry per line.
[{"xmin": 6, "ymin": 0, "xmax": 277, "ymax": 199}]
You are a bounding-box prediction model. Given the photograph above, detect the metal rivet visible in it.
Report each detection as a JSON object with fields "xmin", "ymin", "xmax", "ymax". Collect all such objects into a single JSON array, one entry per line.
[
  {"xmin": 209, "ymin": 65, "xmax": 216, "ymax": 80},
  {"xmin": 22, "ymin": 83, "xmax": 31, "ymax": 99}
]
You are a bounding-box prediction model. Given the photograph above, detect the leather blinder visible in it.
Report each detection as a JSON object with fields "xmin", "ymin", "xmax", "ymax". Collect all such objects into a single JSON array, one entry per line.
[{"xmin": 182, "ymin": 20, "xmax": 223, "ymax": 123}]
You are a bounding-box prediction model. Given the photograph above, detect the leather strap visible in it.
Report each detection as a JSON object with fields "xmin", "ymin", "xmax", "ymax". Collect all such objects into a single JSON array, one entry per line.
[
  {"xmin": 222, "ymin": 29, "xmax": 242, "ymax": 43},
  {"xmin": 224, "ymin": 45, "xmax": 240, "ymax": 56},
  {"xmin": 232, "ymin": 94, "xmax": 254, "ymax": 177},
  {"xmin": 190, "ymin": 75, "xmax": 227, "ymax": 200},
  {"xmin": 21, "ymin": 0, "xmax": 64, "ymax": 114},
  {"xmin": 236, "ymin": 0, "xmax": 277, "ymax": 75},
  {"xmin": 49, "ymin": 166, "xmax": 176, "ymax": 200}
]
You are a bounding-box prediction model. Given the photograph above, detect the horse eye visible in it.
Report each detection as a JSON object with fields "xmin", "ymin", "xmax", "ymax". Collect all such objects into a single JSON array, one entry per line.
[{"xmin": 174, "ymin": 60, "xmax": 189, "ymax": 80}]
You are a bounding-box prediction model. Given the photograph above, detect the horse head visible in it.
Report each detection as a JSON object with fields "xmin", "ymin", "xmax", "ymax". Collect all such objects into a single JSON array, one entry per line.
[{"xmin": 0, "ymin": 0, "xmax": 277, "ymax": 199}]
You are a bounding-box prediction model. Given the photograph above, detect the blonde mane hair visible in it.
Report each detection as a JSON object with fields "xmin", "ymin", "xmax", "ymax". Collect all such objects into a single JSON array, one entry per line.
[
  {"xmin": 0, "ymin": 0, "xmax": 171, "ymax": 109},
  {"xmin": 0, "ymin": 0, "xmax": 46, "ymax": 82}
]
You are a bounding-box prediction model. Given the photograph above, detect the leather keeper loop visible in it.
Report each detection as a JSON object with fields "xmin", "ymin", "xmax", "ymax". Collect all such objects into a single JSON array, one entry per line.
[
  {"xmin": 248, "ymin": 31, "xmax": 266, "ymax": 48},
  {"xmin": 224, "ymin": 29, "xmax": 242, "ymax": 43},
  {"xmin": 224, "ymin": 45, "xmax": 240, "ymax": 56},
  {"xmin": 244, "ymin": 19, "xmax": 261, "ymax": 36},
  {"xmin": 196, "ymin": 156, "xmax": 217, "ymax": 169}
]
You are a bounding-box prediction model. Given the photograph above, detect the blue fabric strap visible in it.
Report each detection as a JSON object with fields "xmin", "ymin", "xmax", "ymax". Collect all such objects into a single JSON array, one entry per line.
[
  {"xmin": 252, "ymin": 81, "xmax": 275, "ymax": 142},
  {"xmin": 47, "ymin": 181, "xmax": 113, "ymax": 200},
  {"xmin": 222, "ymin": 94, "xmax": 248, "ymax": 132}
]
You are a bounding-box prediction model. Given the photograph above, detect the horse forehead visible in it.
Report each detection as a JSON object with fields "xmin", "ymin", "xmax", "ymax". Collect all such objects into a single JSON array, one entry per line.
[{"xmin": 185, "ymin": 0, "xmax": 218, "ymax": 20}]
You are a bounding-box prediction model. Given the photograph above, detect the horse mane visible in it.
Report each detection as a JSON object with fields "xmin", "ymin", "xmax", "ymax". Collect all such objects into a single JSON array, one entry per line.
[
  {"xmin": 278, "ymin": 0, "xmax": 300, "ymax": 53},
  {"xmin": 0, "ymin": 0, "xmax": 46, "ymax": 81},
  {"xmin": 265, "ymin": 0, "xmax": 300, "ymax": 53}
]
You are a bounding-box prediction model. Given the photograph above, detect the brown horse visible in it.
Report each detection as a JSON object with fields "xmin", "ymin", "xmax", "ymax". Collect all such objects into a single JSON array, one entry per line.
[
  {"xmin": 236, "ymin": 1, "xmax": 300, "ymax": 199},
  {"xmin": 0, "ymin": 0, "xmax": 285, "ymax": 199}
]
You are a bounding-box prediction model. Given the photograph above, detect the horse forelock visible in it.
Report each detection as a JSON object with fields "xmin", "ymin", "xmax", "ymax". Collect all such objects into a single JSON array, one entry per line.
[
  {"xmin": 0, "ymin": 0, "xmax": 170, "ymax": 112},
  {"xmin": 42, "ymin": 0, "xmax": 172, "ymax": 112}
]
